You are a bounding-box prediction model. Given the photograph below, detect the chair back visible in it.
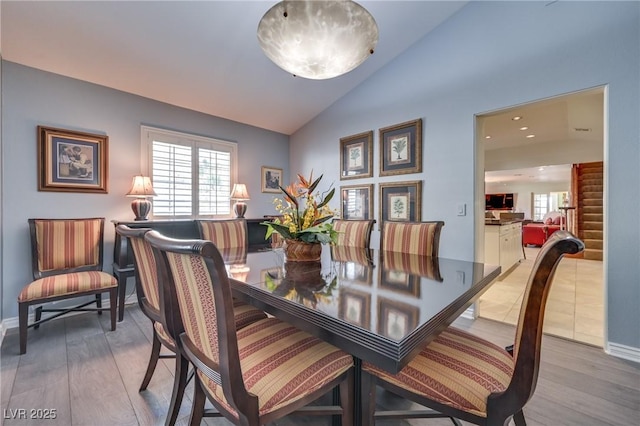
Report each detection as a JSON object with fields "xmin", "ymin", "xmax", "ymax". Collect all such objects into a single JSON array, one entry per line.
[
  {"xmin": 381, "ymin": 221, "xmax": 444, "ymax": 256},
  {"xmin": 145, "ymin": 230, "xmax": 248, "ymax": 405},
  {"xmin": 333, "ymin": 219, "xmax": 375, "ymax": 248},
  {"xmin": 382, "ymin": 251, "xmax": 442, "ymax": 282},
  {"xmin": 196, "ymin": 219, "xmax": 248, "ymax": 250},
  {"xmin": 115, "ymin": 225, "xmax": 161, "ymax": 318},
  {"xmin": 487, "ymin": 230, "xmax": 584, "ymax": 418},
  {"xmin": 29, "ymin": 218, "xmax": 105, "ymax": 280},
  {"xmin": 330, "ymin": 245, "xmax": 373, "ymax": 266}
]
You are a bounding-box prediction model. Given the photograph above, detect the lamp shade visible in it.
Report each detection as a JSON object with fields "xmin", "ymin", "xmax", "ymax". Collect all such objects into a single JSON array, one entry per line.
[
  {"xmin": 257, "ymin": 0, "xmax": 378, "ymax": 80},
  {"xmin": 230, "ymin": 183, "xmax": 250, "ymax": 200},
  {"xmin": 126, "ymin": 175, "xmax": 157, "ymax": 198}
]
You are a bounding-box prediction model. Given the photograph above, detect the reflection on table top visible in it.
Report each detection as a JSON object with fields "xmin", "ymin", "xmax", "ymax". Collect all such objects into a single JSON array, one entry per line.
[{"xmin": 223, "ymin": 245, "xmax": 500, "ymax": 373}]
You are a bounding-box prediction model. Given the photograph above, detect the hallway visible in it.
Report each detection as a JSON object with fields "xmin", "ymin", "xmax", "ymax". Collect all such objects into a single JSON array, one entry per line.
[{"xmin": 479, "ymin": 246, "xmax": 604, "ymax": 347}]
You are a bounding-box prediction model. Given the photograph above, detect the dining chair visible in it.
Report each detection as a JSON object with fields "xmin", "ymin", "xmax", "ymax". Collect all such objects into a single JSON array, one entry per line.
[
  {"xmin": 382, "ymin": 250, "xmax": 443, "ymax": 282},
  {"xmin": 333, "ymin": 219, "xmax": 375, "ymax": 248},
  {"xmin": 361, "ymin": 230, "xmax": 584, "ymax": 425},
  {"xmin": 381, "ymin": 221, "xmax": 444, "ymax": 256},
  {"xmin": 146, "ymin": 230, "xmax": 355, "ymax": 426},
  {"xmin": 115, "ymin": 225, "xmax": 267, "ymax": 426},
  {"xmin": 18, "ymin": 218, "xmax": 117, "ymax": 354},
  {"xmin": 196, "ymin": 218, "xmax": 248, "ymax": 250}
]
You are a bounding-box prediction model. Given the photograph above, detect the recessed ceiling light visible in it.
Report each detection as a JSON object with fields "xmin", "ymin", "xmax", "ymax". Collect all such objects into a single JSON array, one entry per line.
[
  {"xmin": 526, "ymin": 134, "xmax": 535, "ymax": 138},
  {"xmin": 512, "ymin": 116, "xmax": 522, "ymax": 121},
  {"xmin": 485, "ymin": 135, "xmax": 491, "ymax": 139},
  {"xmin": 519, "ymin": 126, "xmax": 529, "ymax": 131}
]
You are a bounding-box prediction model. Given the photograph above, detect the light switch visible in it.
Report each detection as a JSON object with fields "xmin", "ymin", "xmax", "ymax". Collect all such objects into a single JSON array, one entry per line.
[{"xmin": 457, "ymin": 203, "xmax": 466, "ymax": 216}]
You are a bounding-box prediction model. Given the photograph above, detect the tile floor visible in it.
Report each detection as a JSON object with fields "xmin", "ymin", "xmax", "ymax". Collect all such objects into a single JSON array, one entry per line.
[{"xmin": 478, "ymin": 246, "xmax": 604, "ymax": 347}]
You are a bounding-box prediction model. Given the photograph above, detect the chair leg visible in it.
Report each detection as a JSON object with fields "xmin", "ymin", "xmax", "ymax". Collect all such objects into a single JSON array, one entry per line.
[
  {"xmin": 189, "ymin": 374, "xmax": 206, "ymax": 426},
  {"xmin": 34, "ymin": 306, "xmax": 42, "ymax": 329},
  {"xmin": 360, "ymin": 371, "xmax": 376, "ymax": 425},
  {"xmin": 165, "ymin": 353, "xmax": 189, "ymax": 426},
  {"xmin": 19, "ymin": 303, "xmax": 29, "ymax": 355},
  {"xmin": 340, "ymin": 369, "xmax": 354, "ymax": 426},
  {"xmin": 109, "ymin": 288, "xmax": 117, "ymax": 331},
  {"xmin": 513, "ymin": 409, "xmax": 526, "ymax": 426},
  {"xmin": 96, "ymin": 293, "xmax": 102, "ymax": 315},
  {"xmin": 140, "ymin": 329, "xmax": 162, "ymax": 391}
]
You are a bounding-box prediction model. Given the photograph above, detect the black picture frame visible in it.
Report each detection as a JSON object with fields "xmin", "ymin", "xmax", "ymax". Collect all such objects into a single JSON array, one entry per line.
[
  {"xmin": 339, "ymin": 289, "xmax": 371, "ymax": 329},
  {"xmin": 261, "ymin": 166, "xmax": 283, "ymax": 193},
  {"xmin": 377, "ymin": 299, "xmax": 419, "ymax": 340},
  {"xmin": 37, "ymin": 126, "xmax": 109, "ymax": 193},
  {"xmin": 379, "ymin": 118, "xmax": 422, "ymax": 176},
  {"xmin": 340, "ymin": 184, "xmax": 373, "ymax": 220},
  {"xmin": 379, "ymin": 180, "xmax": 422, "ymax": 224},
  {"xmin": 379, "ymin": 268, "xmax": 420, "ymax": 297},
  {"xmin": 340, "ymin": 131, "xmax": 373, "ymax": 180}
]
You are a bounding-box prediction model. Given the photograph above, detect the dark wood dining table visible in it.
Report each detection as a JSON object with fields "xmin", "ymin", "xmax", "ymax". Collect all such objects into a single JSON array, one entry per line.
[{"xmin": 222, "ymin": 245, "xmax": 501, "ymax": 425}]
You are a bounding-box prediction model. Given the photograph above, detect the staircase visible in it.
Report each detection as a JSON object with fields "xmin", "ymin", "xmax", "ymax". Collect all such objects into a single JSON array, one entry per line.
[{"xmin": 576, "ymin": 161, "xmax": 603, "ymax": 260}]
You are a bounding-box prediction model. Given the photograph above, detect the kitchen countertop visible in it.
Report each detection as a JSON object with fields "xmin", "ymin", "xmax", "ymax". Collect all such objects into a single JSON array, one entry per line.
[{"xmin": 485, "ymin": 219, "xmax": 523, "ymax": 226}]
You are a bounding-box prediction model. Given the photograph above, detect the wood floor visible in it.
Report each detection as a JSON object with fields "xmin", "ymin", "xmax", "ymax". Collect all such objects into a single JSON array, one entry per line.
[{"xmin": 2, "ymin": 304, "xmax": 639, "ymax": 426}]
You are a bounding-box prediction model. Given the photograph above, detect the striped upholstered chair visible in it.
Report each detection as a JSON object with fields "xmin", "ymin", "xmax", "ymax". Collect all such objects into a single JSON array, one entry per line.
[
  {"xmin": 333, "ymin": 219, "xmax": 375, "ymax": 248},
  {"xmin": 381, "ymin": 221, "xmax": 444, "ymax": 257},
  {"xmin": 146, "ymin": 230, "xmax": 355, "ymax": 426},
  {"xmin": 196, "ymin": 218, "xmax": 247, "ymax": 250},
  {"xmin": 18, "ymin": 218, "xmax": 117, "ymax": 354},
  {"xmin": 115, "ymin": 225, "xmax": 266, "ymax": 426},
  {"xmin": 361, "ymin": 231, "xmax": 584, "ymax": 425}
]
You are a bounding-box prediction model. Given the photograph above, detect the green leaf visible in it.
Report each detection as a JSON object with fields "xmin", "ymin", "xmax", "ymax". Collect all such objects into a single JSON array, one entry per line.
[
  {"xmin": 316, "ymin": 187, "xmax": 335, "ymax": 208},
  {"xmin": 263, "ymin": 222, "xmax": 295, "ymax": 240},
  {"xmin": 308, "ymin": 174, "xmax": 323, "ymax": 194},
  {"xmin": 279, "ymin": 185, "xmax": 298, "ymax": 208}
]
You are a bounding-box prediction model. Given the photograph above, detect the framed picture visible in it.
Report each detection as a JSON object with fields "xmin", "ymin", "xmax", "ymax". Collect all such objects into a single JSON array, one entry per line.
[
  {"xmin": 37, "ymin": 126, "xmax": 109, "ymax": 193},
  {"xmin": 340, "ymin": 131, "xmax": 373, "ymax": 180},
  {"xmin": 380, "ymin": 268, "xmax": 420, "ymax": 297},
  {"xmin": 379, "ymin": 118, "xmax": 422, "ymax": 176},
  {"xmin": 261, "ymin": 166, "xmax": 283, "ymax": 193},
  {"xmin": 377, "ymin": 299, "xmax": 419, "ymax": 340},
  {"xmin": 340, "ymin": 184, "xmax": 373, "ymax": 220},
  {"xmin": 379, "ymin": 180, "xmax": 422, "ymax": 224},
  {"xmin": 339, "ymin": 289, "xmax": 371, "ymax": 329},
  {"xmin": 339, "ymin": 261, "xmax": 373, "ymax": 285}
]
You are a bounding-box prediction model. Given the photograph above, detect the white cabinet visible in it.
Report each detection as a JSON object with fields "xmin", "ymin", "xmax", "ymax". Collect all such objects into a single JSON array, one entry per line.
[{"xmin": 484, "ymin": 222, "xmax": 523, "ymax": 276}]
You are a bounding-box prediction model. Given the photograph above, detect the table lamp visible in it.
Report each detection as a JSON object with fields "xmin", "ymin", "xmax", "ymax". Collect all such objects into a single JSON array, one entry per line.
[
  {"xmin": 230, "ymin": 183, "xmax": 250, "ymax": 218},
  {"xmin": 126, "ymin": 175, "xmax": 157, "ymax": 221}
]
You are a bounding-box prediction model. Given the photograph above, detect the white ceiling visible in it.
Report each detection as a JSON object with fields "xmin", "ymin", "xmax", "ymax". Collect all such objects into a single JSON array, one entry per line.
[{"xmin": 1, "ymin": 0, "xmax": 467, "ymax": 135}]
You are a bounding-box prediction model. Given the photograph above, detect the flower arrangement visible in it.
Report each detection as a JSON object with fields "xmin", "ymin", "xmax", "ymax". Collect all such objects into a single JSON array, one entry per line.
[{"xmin": 262, "ymin": 171, "xmax": 338, "ymax": 245}]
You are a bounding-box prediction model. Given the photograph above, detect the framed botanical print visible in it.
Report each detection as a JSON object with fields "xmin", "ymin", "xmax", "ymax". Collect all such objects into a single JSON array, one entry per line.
[
  {"xmin": 377, "ymin": 299, "xmax": 419, "ymax": 340},
  {"xmin": 261, "ymin": 166, "xmax": 283, "ymax": 193},
  {"xmin": 340, "ymin": 184, "xmax": 373, "ymax": 220},
  {"xmin": 340, "ymin": 131, "xmax": 373, "ymax": 180},
  {"xmin": 379, "ymin": 180, "xmax": 422, "ymax": 224},
  {"xmin": 37, "ymin": 126, "xmax": 109, "ymax": 193},
  {"xmin": 339, "ymin": 289, "xmax": 371, "ymax": 329},
  {"xmin": 379, "ymin": 267, "xmax": 420, "ymax": 297},
  {"xmin": 379, "ymin": 118, "xmax": 422, "ymax": 176}
]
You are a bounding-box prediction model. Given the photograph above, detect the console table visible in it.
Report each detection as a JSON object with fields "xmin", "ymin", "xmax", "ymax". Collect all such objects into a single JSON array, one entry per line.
[{"xmin": 111, "ymin": 218, "xmax": 272, "ymax": 321}]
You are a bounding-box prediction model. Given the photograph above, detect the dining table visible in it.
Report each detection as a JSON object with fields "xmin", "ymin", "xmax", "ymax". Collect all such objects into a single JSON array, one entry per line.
[{"xmin": 221, "ymin": 245, "xmax": 501, "ymax": 425}]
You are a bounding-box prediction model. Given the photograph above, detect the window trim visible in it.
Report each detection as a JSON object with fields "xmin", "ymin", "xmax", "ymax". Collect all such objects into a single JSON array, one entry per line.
[{"xmin": 141, "ymin": 125, "xmax": 238, "ymax": 219}]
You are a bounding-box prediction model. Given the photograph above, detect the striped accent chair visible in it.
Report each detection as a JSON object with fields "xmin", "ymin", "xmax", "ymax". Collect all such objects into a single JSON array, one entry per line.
[
  {"xmin": 146, "ymin": 231, "xmax": 355, "ymax": 426},
  {"xmin": 196, "ymin": 219, "xmax": 247, "ymax": 250},
  {"xmin": 330, "ymin": 245, "xmax": 373, "ymax": 266},
  {"xmin": 381, "ymin": 221, "xmax": 444, "ymax": 257},
  {"xmin": 361, "ymin": 231, "xmax": 584, "ymax": 425},
  {"xmin": 18, "ymin": 218, "xmax": 117, "ymax": 354},
  {"xmin": 382, "ymin": 250, "xmax": 442, "ymax": 282},
  {"xmin": 333, "ymin": 219, "xmax": 375, "ymax": 248},
  {"xmin": 115, "ymin": 225, "xmax": 267, "ymax": 426}
]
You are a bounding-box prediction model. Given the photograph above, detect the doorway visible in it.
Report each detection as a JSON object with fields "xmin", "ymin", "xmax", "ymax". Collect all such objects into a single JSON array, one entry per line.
[{"xmin": 474, "ymin": 87, "xmax": 606, "ymax": 346}]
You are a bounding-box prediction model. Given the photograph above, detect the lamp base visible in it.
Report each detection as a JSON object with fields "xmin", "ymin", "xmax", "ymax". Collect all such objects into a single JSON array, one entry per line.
[
  {"xmin": 233, "ymin": 201, "xmax": 247, "ymax": 218},
  {"xmin": 131, "ymin": 198, "xmax": 152, "ymax": 221}
]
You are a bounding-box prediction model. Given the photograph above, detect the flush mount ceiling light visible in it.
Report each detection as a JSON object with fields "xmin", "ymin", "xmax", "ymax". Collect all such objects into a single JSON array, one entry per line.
[{"xmin": 257, "ymin": 0, "xmax": 379, "ymax": 80}]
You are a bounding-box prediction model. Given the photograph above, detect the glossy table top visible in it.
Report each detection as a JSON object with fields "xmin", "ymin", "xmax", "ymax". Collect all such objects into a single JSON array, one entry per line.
[{"xmin": 223, "ymin": 246, "xmax": 500, "ymax": 373}]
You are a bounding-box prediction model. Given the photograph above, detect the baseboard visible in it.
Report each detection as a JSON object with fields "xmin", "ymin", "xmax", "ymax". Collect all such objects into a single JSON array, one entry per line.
[
  {"xmin": 607, "ymin": 341, "xmax": 640, "ymax": 363},
  {"xmin": 1, "ymin": 301, "xmax": 116, "ymax": 332}
]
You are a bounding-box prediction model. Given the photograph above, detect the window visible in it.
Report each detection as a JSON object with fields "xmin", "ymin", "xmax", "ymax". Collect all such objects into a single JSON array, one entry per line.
[
  {"xmin": 142, "ymin": 126, "xmax": 237, "ymax": 218},
  {"xmin": 532, "ymin": 193, "xmax": 549, "ymax": 221}
]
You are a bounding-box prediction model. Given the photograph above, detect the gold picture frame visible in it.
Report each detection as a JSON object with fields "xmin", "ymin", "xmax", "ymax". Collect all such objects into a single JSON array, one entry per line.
[
  {"xmin": 37, "ymin": 126, "xmax": 109, "ymax": 193},
  {"xmin": 379, "ymin": 118, "xmax": 422, "ymax": 176},
  {"xmin": 340, "ymin": 131, "xmax": 373, "ymax": 180}
]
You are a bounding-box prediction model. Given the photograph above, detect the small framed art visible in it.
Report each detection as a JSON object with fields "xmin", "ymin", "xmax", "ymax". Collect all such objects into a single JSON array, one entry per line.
[
  {"xmin": 339, "ymin": 289, "xmax": 371, "ymax": 329},
  {"xmin": 340, "ymin": 131, "xmax": 373, "ymax": 180},
  {"xmin": 379, "ymin": 180, "xmax": 422, "ymax": 224},
  {"xmin": 379, "ymin": 118, "xmax": 422, "ymax": 176},
  {"xmin": 37, "ymin": 126, "xmax": 109, "ymax": 193},
  {"xmin": 340, "ymin": 184, "xmax": 373, "ymax": 220},
  {"xmin": 261, "ymin": 166, "xmax": 283, "ymax": 193},
  {"xmin": 379, "ymin": 268, "xmax": 420, "ymax": 297}
]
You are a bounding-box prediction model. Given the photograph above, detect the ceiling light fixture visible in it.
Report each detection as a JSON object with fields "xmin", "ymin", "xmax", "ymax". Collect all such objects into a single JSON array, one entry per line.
[
  {"xmin": 485, "ymin": 135, "xmax": 492, "ymax": 139},
  {"xmin": 257, "ymin": 0, "xmax": 379, "ymax": 80},
  {"xmin": 512, "ymin": 116, "xmax": 523, "ymax": 121},
  {"xmin": 526, "ymin": 134, "xmax": 536, "ymax": 138},
  {"xmin": 519, "ymin": 126, "xmax": 529, "ymax": 130}
]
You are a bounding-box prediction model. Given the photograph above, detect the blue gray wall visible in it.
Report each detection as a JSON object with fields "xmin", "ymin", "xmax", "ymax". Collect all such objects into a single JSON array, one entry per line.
[
  {"xmin": 0, "ymin": 62, "xmax": 289, "ymax": 319},
  {"xmin": 291, "ymin": 2, "xmax": 640, "ymax": 350}
]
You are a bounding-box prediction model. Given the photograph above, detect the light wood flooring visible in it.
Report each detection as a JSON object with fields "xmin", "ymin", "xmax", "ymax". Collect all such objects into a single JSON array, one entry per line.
[
  {"xmin": 479, "ymin": 246, "xmax": 604, "ymax": 347},
  {"xmin": 2, "ymin": 303, "xmax": 638, "ymax": 426}
]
